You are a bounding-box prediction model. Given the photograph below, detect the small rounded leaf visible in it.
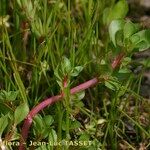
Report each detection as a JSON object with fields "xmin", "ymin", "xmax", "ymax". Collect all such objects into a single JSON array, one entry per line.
[
  {"xmin": 48, "ymin": 129, "xmax": 57, "ymax": 144},
  {"xmin": 14, "ymin": 103, "xmax": 29, "ymax": 125},
  {"xmin": 123, "ymin": 21, "xmax": 140, "ymax": 39},
  {"xmin": 43, "ymin": 115, "xmax": 54, "ymax": 126},
  {"xmin": 0, "ymin": 115, "xmax": 8, "ymax": 136},
  {"xmin": 109, "ymin": 19, "xmax": 125, "ymax": 46},
  {"xmin": 104, "ymin": 0, "xmax": 128, "ymax": 25},
  {"xmin": 130, "ymin": 29, "xmax": 150, "ymax": 51},
  {"xmin": 62, "ymin": 57, "xmax": 72, "ymax": 73},
  {"xmin": 71, "ymin": 66, "xmax": 83, "ymax": 77}
]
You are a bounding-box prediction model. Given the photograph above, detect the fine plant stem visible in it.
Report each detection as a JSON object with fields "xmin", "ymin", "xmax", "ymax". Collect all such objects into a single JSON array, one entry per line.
[
  {"xmin": 63, "ymin": 76, "xmax": 71, "ymax": 148},
  {"xmin": 4, "ymin": 30, "xmax": 28, "ymax": 103},
  {"xmin": 56, "ymin": 103, "xmax": 64, "ymax": 150},
  {"xmin": 119, "ymin": 108, "xmax": 150, "ymax": 137},
  {"xmin": 64, "ymin": 86, "xmax": 70, "ymax": 150}
]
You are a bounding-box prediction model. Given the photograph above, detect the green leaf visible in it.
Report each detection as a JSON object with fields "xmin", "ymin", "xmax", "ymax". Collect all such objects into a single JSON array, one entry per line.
[
  {"xmin": 123, "ymin": 21, "xmax": 140, "ymax": 39},
  {"xmin": 48, "ymin": 129, "xmax": 57, "ymax": 145},
  {"xmin": 71, "ymin": 91, "xmax": 85, "ymax": 101},
  {"xmin": 62, "ymin": 121, "xmax": 67, "ymax": 131},
  {"xmin": 79, "ymin": 133, "xmax": 90, "ymax": 141},
  {"xmin": 104, "ymin": 0, "xmax": 128, "ymax": 25},
  {"xmin": 43, "ymin": 115, "xmax": 54, "ymax": 126},
  {"xmin": 33, "ymin": 115, "xmax": 51, "ymax": 138},
  {"xmin": 75, "ymin": 101, "xmax": 84, "ymax": 108},
  {"xmin": 13, "ymin": 72, "xmax": 27, "ymax": 103},
  {"xmin": 71, "ymin": 66, "xmax": 83, "ymax": 77},
  {"xmin": 62, "ymin": 119, "xmax": 81, "ymax": 131},
  {"xmin": 0, "ymin": 103, "xmax": 13, "ymax": 114},
  {"xmin": 105, "ymin": 81, "xmax": 115, "ymax": 90},
  {"xmin": 0, "ymin": 90, "xmax": 5, "ymax": 100},
  {"xmin": 118, "ymin": 68, "xmax": 131, "ymax": 74},
  {"xmin": 14, "ymin": 102, "xmax": 29, "ymax": 125},
  {"xmin": 33, "ymin": 115, "xmax": 44, "ymax": 132},
  {"xmin": 62, "ymin": 57, "xmax": 72, "ymax": 74},
  {"xmin": 70, "ymin": 120, "xmax": 81, "ymax": 130},
  {"xmin": 0, "ymin": 90, "xmax": 19, "ymax": 102},
  {"xmin": 109, "ymin": 19, "xmax": 125, "ymax": 46},
  {"xmin": 105, "ymin": 80, "xmax": 120, "ymax": 91},
  {"xmin": 122, "ymin": 57, "xmax": 132, "ymax": 66},
  {"xmin": 110, "ymin": 0, "xmax": 128, "ymax": 22},
  {"xmin": 6, "ymin": 91, "xmax": 19, "ymax": 101},
  {"xmin": 54, "ymin": 66, "xmax": 62, "ymax": 81},
  {"xmin": 97, "ymin": 119, "xmax": 106, "ymax": 125},
  {"xmin": 130, "ymin": 29, "xmax": 150, "ymax": 51},
  {"xmin": 102, "ymin": 8, "xmax": 111, "ymax": 25},
  {"xmin": 100, "ymin": 64, "xmax": 112, "ymax": 75},
  {"xmin": 0, "ymin": 115, "xmax": 8, "ymax": 136},
  {"xmin": 116, "ymin": 30, "xmax": 124, "ymax": 46},
  {"xmin": 140, "ymin": 59, "xmax": 150, "ymax": 67}
]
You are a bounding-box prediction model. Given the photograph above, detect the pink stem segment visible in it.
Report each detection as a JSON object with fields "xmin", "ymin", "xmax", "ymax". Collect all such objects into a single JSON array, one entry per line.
[
  {"xmin": 19, "ymin": 52, "xmax": 124, "ymax": 150},
  {"xmin": 19, "ymin": 77, "xmax": 99, "ymax": 150},
  {"xmin": 111, "ymin": 52, "xmax": 125, "ymax": 69}
]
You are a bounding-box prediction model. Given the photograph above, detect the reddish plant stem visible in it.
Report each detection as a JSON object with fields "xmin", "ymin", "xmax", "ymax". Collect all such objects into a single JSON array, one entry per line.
[
  {"xmin": 19, "ymin": 78, "xmax": 99, "ymax": 150},
  {"xmin": 70, "ymin": 77, "xmax": 98, "ymax": 94},
  {"xmin": 111, "ymin": 52, "xmax": 125, "ymax": 69},
  {"xmin": 19, "ymin": 52, "xmax": 124, "ymax": 150},
  {"xmin": 19, "ymin": 95, "xmax": 62, "ymax": 148}
]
